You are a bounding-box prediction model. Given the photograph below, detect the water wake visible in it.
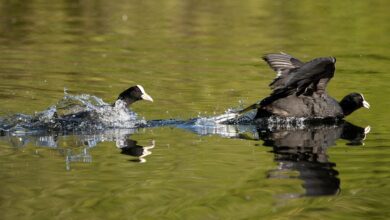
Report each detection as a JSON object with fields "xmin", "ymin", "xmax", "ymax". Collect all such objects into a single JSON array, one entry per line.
[{"xmin": 0, "ymin": 95, "xmax": 343, "ymax": 137}]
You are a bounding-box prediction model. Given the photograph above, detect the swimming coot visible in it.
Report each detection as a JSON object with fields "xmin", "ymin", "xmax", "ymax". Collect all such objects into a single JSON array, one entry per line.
[
  {"xmin": 255, "ymin": 92, "xmax": 370, "ymax": 118},
  {"xmin": 59, "ymin": 85, "xmax": 153, "ymax": 120},
  {"xmin": 237, "ymin": 53, "xmax": 369, "ymax": 119}
]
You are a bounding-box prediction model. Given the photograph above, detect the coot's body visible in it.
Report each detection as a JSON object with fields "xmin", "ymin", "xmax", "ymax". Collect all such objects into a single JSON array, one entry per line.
[
  {"xmin": 249, "ymin": 53, "xmax": 370, "ymax": 119},
  {"xmin": 256, "ymin": 93, "xmax": 343, "ymax": 118}
]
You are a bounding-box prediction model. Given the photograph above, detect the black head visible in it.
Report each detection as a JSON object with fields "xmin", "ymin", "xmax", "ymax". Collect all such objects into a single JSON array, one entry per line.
[
  {"xmin": 339, "ymin": 93, "xmax": 370, "ymax": 116},
  {"xmin": 116, "ymin": 85, "xmax": 153, "ymax": 107}
]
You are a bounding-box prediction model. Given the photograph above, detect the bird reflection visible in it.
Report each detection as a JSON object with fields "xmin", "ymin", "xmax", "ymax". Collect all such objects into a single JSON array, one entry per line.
[
  {"xmin": 0, "ymin": 129, "xmax": 156, "ymax": 170},
  {"xmin": 116, "ymin": 139, "xmax": 155, "ymax": 163},
  {"xmin": 260, "ymin": 126, "xmax": 340, "ymax": 197},
  {"xmin": 181, "ymin": 120, "xmax": 370, "ymax": 197},
  {"xmin": 261, "ymin": 122, "xmax": 369, "ymax": 197}
]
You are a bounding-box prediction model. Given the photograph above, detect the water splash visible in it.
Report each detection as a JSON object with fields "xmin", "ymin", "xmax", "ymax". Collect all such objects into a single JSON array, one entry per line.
[
  {"xmin": 0, "ymin": 91, "xmax": 146, "ymax": 135},
  {"xmin": 190, "ymin": 107, "xmax": 314, "ymax": 133}
]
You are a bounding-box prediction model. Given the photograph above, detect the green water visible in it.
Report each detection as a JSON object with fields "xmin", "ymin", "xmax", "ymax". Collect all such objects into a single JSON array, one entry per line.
[{"xmin": 0, "ymin": 0, "xmax": 390, "ymax": 219}]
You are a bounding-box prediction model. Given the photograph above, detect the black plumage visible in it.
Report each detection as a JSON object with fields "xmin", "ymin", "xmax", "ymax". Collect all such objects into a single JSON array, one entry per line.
[
  {"xmin": 261, "ymin": 54, "xmax": 336, "ymax": 106},
  {"xmin": 246, "ymin": 53, "xmax": 370, "ymax": 119}
]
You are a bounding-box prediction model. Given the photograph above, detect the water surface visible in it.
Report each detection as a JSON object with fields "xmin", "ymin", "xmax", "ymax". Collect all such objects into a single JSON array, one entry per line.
[{"xmin": 0, "ymin": 0, "xmax": 389, "ymax": 219}]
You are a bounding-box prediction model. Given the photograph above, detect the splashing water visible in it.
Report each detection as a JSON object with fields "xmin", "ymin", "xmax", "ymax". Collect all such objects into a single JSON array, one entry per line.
[
  {"xmin": 0, "ymin": 94, "xmax": 343, "ymax": 137},
  {"xmin": 95, "ymin": 99, "xmax": 146, "ymax": 128},
  {"xmin": 191, "ymin": 106, "xmax": 312, "ymax": 132},
  {"xmin": 0, "ymin": 91, "xmax": 146, "ymax": 135}
]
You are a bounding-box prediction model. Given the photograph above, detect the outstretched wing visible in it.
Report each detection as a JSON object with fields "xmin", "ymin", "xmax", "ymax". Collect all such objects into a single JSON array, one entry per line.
[
  {"xmin": 263, "ymin": 53, "xmax": 304, "ymax": 72},
  {"xmin": 261, "ymin": 57, "xmax": 336, "ymax": 106},
  {"xmin": 263, "ymin": 53, "xmax": 304, "ymax": 90}
]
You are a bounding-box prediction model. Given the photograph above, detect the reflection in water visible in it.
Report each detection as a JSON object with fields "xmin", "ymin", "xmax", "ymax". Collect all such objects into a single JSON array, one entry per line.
[
  {"xmin": 0, "ymin": 129, "xmax": 156, "ymax": 169},
  {"xmin": 180, "ymin": 120, "xmax": 370, "ymax": 197},
  {"xmin": 0, "ymin": 117, "xmax": 370, "ymax": 196},
  {"xmin": 117, "ymin": 139, "xmax": 155, "ymax": 163},
  {"xmin": 65, "ymin": 147, "xmax": 92, "ymax": 171}
]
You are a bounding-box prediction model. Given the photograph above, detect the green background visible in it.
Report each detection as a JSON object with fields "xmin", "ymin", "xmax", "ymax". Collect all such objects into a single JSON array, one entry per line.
[{"xmin": 0, "ymin": 0, "xmax": 389, "ymax": 219}]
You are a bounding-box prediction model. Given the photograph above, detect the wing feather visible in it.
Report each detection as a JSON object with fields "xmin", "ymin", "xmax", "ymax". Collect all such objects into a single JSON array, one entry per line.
[
  {"xmin": 261, "ymin": 57, "xmax": 336, "ymax": 106},
  {"xmin": 263, "ymin": 53, "xmax": 305, "ymax": 90},
  {"xmin": 263, "ymin": 53, "xmax": 304, "ymax": 72}
]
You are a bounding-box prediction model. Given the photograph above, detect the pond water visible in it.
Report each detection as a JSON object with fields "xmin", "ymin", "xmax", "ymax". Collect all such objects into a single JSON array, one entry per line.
[{"xmin": 0, "ymin": 0, "xmax": 389, "ymax": 219}]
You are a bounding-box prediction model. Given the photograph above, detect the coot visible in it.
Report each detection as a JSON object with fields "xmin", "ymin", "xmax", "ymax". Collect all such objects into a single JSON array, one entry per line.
[
  {"xmin": 238, "ymin": 53, "xmax": 369, "ymax": 119},
  {"xmin": 59, "ymin": 85, "xmax": 153, "ymax": 120}
]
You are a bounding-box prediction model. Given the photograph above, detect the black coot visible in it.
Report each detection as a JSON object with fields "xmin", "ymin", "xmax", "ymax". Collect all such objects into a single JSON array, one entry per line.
[
  {"xmin": 236, "ymin": 53, "xmax": 369, "ymax": 119},
  {"xmin": 59, "ymin": 85, "xmax": 153, "ymax": 120}
]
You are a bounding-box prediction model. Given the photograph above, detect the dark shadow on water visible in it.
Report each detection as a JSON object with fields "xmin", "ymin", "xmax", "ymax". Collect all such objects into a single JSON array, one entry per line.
[{"xmin": 178, "ymin": 120, "xmax": 370, "ymax": 197}]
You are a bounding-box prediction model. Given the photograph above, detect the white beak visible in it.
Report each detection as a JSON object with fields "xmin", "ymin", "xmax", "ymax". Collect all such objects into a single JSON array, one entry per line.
[
  {"xmin": 141, "ymin": 93, "xmax": 154, "ymax": 102},
  {"xmin": 363, "ymin": 100, "xmax": 370, "ymax": 109},
  {"xmin": 363, "ymin": 126, "xmax": 371, "ymax": 141},
  {"xmin": 364, "ymin": 126, "xmax": 371, "ymax": 135}
]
